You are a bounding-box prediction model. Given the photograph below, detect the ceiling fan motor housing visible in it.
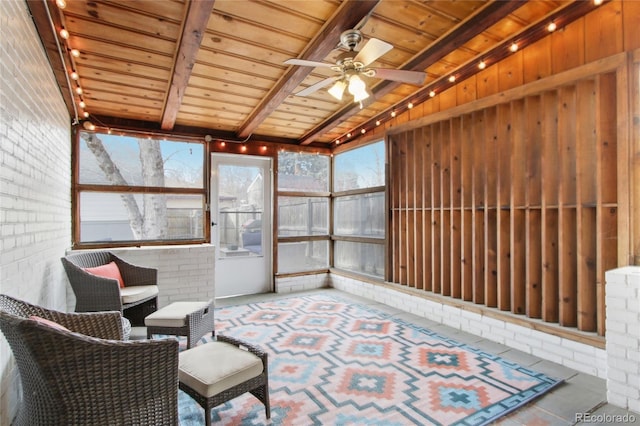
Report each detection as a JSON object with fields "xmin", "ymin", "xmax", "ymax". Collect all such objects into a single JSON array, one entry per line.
[{"xmin": 340, "ymin": 29, "xmax": 363, "ymax": 51}]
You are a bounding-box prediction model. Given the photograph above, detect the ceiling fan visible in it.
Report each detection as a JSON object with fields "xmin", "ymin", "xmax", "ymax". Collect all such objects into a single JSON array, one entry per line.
[{"xmin": 284, "ymin": 29, "xmax": 427, "ymax": 105}]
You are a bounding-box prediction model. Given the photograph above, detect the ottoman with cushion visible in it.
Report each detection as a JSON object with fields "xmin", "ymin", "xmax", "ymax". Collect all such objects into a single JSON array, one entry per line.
[
  {"xmin": 145, "ymin": 300, "xmax": 214, "ymax": 349},
  {"xmin": 179, "ymin": 334, "xmax": 270, "ymax": 426}
]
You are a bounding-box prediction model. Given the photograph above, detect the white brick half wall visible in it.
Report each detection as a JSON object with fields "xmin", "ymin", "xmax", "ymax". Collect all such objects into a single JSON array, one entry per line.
[
  {"xmin": 330, "ymin": 274, "xmax": 608, "ymax": 380},
  {"xmin": 605, "ymin": 267, "xmax": 640, "ymax": 413},
  {"xmin": 1, "ymin": 1, "xmax": 73, "ymax": 424},
  {"xmin": 275, "ymin": 272, "xmax": 330, "ymax": 294},
  {"xmin": 68, "ymin": 245, "xmax": 216, "ymax": 309}
]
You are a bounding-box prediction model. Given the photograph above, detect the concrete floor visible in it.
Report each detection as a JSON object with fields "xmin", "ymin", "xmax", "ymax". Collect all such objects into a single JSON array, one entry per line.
[{"xmin": 138, "ymin": 288, "xmax": 640, "ymax": 426}]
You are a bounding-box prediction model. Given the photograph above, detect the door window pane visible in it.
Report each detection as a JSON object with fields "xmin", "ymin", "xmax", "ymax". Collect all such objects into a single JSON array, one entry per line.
[{"xmin": 217, "ymin": 165, "xmax": 263, "ymax": 257}]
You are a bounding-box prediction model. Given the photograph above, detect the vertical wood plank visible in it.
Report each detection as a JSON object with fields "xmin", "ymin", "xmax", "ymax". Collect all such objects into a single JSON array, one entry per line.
[
  {"xmin": 484, "ymin": 106, "xmax": 498, "ymax": 307},
  {"xmin": 576, "ymin": 79, "xmax": 597, "ymax": 332},
  {"xmin": 461, "ymin": 114, "xmax": 474, "ymax": 301},
  {"xmin": 451, "ymin": 117, "xmax": 462, "ymax": 299},
  {"xmin": 441, "ymin": 121, "xmax": 451, "ymax": 296},
  {"xmin": 541, "ymin": 91, "xmax": 560, "ymax": 323},
  {"xmin": 423, "ymin": 127, "xmax": 433, "ymax": 292},
  {"xmin": 432, "ymin": 123, "xmax": 442, "ymax": 294},
  {"xmin": 496, "ymin": 103, "xmax": 512, "ymax": 312},
  {"xmin": 406, "ymin": 130, "xmax": 416, "ymax": 288},
  {"xmin": 510, "ymin": 99, "xmax": 527, "ymax": 316},
  {"xmin": 414, "ymin": 129, "xmax": 424, "ymax": 290},
  {"xmin": 558, "ymin": 85, "xmax": 578, "ymax": 328},
  {"xmin": 525, "ymin": 96, "xmax": 542, "ymax": 318},
  {"xmin": 473, "ymin": 111, "xmax": 485, "ymax": 304},
  {"xmin": 596, "ymin": 72, "xmax": 618, "ymax": 335}
]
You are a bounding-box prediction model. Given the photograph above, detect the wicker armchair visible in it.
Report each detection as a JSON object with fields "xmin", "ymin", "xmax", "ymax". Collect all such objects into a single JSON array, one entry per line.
[
  {"xmin": 61, "ymin": 251, "xmax": 159, "ymax": 325},
  {"xmin": 0, "ymin": 294, "xmax": 179, "ymax": 426}
]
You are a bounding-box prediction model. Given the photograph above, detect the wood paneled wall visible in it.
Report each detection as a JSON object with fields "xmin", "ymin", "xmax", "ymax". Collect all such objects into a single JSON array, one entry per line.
[{"xmin": 389, "ymin": 70, "xmax": 620, "ymax": 335}]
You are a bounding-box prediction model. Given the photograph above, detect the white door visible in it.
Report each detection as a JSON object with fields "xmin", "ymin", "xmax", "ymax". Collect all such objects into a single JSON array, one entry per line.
[{"xmin": 211, "ymin": 153, "xmax": 272, "ymax": 298}]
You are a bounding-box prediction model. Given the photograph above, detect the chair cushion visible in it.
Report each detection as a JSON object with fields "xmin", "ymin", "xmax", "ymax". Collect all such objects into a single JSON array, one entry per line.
[
  {"xmin": 120, "ymin": 285, "xmax": 159, "ymax": 304},
  {"xmin": 145, "ymin": 301, "xmax": 209, "ymax": 328},
  {"xmin": 84, "ymin": 261, "xmax": 125, "ymax": 288},
  {"xmin": 179, "ymin": 341, "xmax": 263, "ymax": 398},
  {"xmin": 29, "ymin": 316, "xmax": 69, "ymax": 332}
]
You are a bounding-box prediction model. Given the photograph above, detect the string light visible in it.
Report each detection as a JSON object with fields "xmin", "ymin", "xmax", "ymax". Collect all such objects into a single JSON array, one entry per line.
[
  {"xmin": 56, "ymin": 0, "xmax": 66, "ymax": 8},
  {"xmin": 547, "ymin": 22, "xmax": 557, "ymax": 32},
  {"xmin": 407, "ymin": 102, "xmax": 413, "ymax": 109},
  {"xmin": 70, "ymin": 49, "xmax": 80, "ymax": 57},
  {"xmin": 75, "ymin": 87, "xmax": 82, "ymax": 95},
  {"xmin": 70, "ymin": 71, "xmax": 78, "ymax": 80},
  {"xmin": 448, "ymin": 75, "xmax": 456, "ymax": 83},
  {"xmin": 478, "ymin": 60, "xmax": 486, "ymax": 70},
  {"xmin": 510, "ymin": 42, "xmax": 518, "ymax": 52},
  {"xmin": 361, "ymin": 128, "xmax": 366, "ymax": 134},
  {"xmin": 429, "ymin": 90, "xmax": 436, "ymax": 97},
  {"xmin": 59, "ymin": 28, "xmax": 69, "ymax": 39},
  {"xmin": 391, "ymin": 111, "xmax": 396, "ymax": 118},
  {"xmin": 79, "ymin": 101, "xmax": 86, "ymax": 108},
  {"xmin": 375, "ymin": 120, "xmax": 381, "ymax": 126}
]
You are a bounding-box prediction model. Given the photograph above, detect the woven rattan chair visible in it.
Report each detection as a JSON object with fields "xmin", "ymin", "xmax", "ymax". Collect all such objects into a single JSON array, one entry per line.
[
  {"xmin": 0, "ymin": 294, "xmax": 179, "ymax": 426},
  {"xmin": 61, "ymin": 251, "xmax": 159, "ymax": 325}
]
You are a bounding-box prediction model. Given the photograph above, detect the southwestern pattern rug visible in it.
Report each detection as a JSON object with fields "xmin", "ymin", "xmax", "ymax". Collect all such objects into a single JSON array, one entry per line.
[{"xmin": 178, "ymin": 294, "xmax": 562, "ymax": 425}]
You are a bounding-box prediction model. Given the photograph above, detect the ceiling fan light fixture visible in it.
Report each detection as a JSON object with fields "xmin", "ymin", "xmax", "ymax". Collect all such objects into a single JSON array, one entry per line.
[
  {"xmin": 328, "ymin": 80, "xmax": 347, "ymax": 100},
  {"xmin": 348, "ymin": 74, "xmax": 369, "ymax": 102}
]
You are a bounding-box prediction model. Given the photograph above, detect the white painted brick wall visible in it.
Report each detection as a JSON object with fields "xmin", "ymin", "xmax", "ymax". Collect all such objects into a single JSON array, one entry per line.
[
  {"xmin": 330, "ymin": 274, "xmax": 608, "ymax": 379},
  {"xmin": 0, "ymin": 1, "xmax": 72, "ymax": 423},
  {"xmin": 275, "ymin": 273, "xmax": 330, "ymax": 293},
  {"xmin": 605, "ymin": 267, "xmax": 640, "ymax": 412},
  {"xmin": 68, "ymin": 245, "xmax": 216, "ymax": 308}
]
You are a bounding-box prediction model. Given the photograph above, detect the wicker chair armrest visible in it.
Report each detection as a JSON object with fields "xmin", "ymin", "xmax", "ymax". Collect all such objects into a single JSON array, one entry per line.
[
  {"xmin": 30, "ymin": 326, "xmax": 179, "ymax": 425},
  {"xmin": 217, "ymin": 334, "xmax": 267, "ymax": 360},
  {"xmin": 0, "ymin": 295, "xmax": 124, "ymax": 339},
  {"xmin": 113, "ymin": 255, "xmax": 157, "ymax": 287}
]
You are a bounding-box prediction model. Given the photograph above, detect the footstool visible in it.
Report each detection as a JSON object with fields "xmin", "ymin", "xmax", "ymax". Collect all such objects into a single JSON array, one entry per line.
[
  {"xmin": 145, "ymin": 300, "xmax": 214, "ymax": 349},
  {"xmin": 178, "ymin": 335, "xmax": 270, "ymax": 426}
]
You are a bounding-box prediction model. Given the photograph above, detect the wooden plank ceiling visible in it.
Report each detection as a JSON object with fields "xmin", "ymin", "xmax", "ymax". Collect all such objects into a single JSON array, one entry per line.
[{"xmin": 28, "ymin": 0, "xmax": 591, "ymax": 147}]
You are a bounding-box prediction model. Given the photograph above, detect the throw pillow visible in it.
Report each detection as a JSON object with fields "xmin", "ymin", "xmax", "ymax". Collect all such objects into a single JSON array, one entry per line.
[{"xmin": 84, "ymin": 261, "xmax": 125, "ymax": 288}]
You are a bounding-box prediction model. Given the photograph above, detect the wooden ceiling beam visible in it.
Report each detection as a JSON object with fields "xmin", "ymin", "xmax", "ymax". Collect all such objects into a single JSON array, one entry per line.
[
  {"xmin": 161, "ymin": 0, "xmax": 216, "ymax": 131},
  {"xmin": 236, "ymin": 0, "xmax": 381, "ymax": 140},
  {"xmin": 299, "ymin": 0, "xmax": 524, "ymax": 145}
]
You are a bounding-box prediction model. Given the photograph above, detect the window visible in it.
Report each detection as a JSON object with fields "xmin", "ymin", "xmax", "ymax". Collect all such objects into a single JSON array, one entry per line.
[
  {"xmin": 277, "ymin": 151, "xmax": 330, "ymax": 273},
  {"xmin": 333, "ymin": 141, "xmax": 385, "ymax": 278},
  {"xmin": 76, "ymin": 131, "xmax": 205, "ymax": 245}
]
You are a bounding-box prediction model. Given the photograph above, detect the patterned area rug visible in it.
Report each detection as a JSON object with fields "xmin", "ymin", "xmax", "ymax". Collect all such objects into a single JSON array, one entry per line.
[{"xmin": 178, "ymin": 294, "xmax": 562, "ymax": 425}]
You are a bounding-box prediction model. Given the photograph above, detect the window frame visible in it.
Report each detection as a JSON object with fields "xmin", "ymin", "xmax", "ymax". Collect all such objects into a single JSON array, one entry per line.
[
  {"xmin": 331, "ymin": 140, "xmax": 386, "ymax": 278},
  {"xmin": 276, "ymin": 151, "xmax": 332, "ymax": 274},
  {"xmin": 72, "ymin": 128, "xmax": 208, "ymax": 249}
]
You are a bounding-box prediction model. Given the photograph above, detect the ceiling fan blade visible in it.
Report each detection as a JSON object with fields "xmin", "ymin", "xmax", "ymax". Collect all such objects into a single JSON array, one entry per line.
[
  {"xmin": 284, "ymin": 59, "xmax": 334, "ymax": 68},
  {"xmin": 353, "ymin": 38, "xmax": 393, "ymax": 66},
  {"xmin": 295, "ymin": 76, "xmax": 339, "ymax": 97},
  {"xmin": 371, "ymin": 68, "xmax": 426, "ymax": 85}
]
